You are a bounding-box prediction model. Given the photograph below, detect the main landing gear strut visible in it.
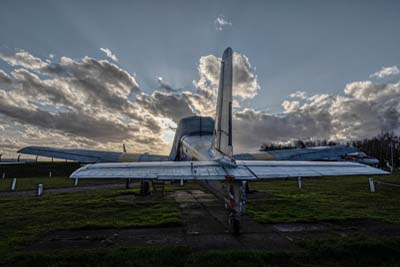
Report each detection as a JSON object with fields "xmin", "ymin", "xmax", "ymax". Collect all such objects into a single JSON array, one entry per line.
[{"xmin": 226, "ymin": 180, "xmax": 247, "ymax": 236}]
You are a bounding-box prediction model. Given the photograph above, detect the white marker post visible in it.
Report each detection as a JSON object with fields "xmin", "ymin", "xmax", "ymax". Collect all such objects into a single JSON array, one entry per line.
[
  {"xmin": 37, "ymin": 184, "xmax": 43, "ymax": 196},
  {"xmin": 297, "ymin": 177, "xmax": 302, "ymax": 190},
  {"xmin": 11, "ymin": 178, "xmax": 16, "ymax": 191},
  {"xmin": 180, "ymin": 179, "xmax": 184, "ymax": 186},
  {"xmin": 369, "ymin": 177, "xmax": 375, "ymax": 193},
  {"xmin": 49, "ymin": 171, "xmax": 52, "ymax": 178},
  {"xmin": 2, "ymin": 172, "xmax": 5, "ymax": 179},
  {"xmin": 74, "ymin": 178, "xmax": 79, "ymax": 186}
]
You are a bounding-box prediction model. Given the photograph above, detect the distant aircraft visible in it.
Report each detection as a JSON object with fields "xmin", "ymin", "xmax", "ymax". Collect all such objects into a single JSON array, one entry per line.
[
  {"xmin": 235, "ymin": 144, "xmax": 380, "ymax": 167},
  {"xmin": 18, "ymin": 48, "xmax": 386, "ymax": 234}
]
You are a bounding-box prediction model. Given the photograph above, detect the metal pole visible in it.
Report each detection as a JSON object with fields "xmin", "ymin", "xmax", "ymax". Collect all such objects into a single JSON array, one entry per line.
[
  {"xmin": 391, "ymin": 141, "xmax": 394, "ymax": 173},
  {"xmin": 11, "ymin": 178, "xmax": 16, "ymax": 191},
  {"xmin": 369, "ymin": 177, "xmax": 375, "ymax": 193},
  {"xmin": 37, "ymin": 184, "xmax": 43, "ymax": 196},
  {"xmin": 240, "ymin": 180, "xmax": 247, "ymax": 215}
]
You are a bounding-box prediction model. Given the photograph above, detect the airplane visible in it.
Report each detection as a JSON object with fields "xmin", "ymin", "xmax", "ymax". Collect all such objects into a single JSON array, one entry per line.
[
  {"xmin": 236, "ymin": 143, "xmax": 380, "ymax": 167},
  {"xmin": 18, "ymin": 142, "xmax": 379, "ymax": 166},
  {"xmin": 17, "ymin": 47, "xmax": 386, "ymax": 234}
]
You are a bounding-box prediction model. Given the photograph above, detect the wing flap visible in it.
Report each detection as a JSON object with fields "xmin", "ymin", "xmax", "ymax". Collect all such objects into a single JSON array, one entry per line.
[
  {"xmin": 241, "ymin": 160, "xmax": 386, "ymax": 178},
  {"xmin": 70, "ymin": 160, "xmax": 386, "ymax": 180}
]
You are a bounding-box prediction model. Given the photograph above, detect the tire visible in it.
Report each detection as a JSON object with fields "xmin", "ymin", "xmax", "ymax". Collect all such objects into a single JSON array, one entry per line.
[
  {"xmin": 140, "ymin": 181, "xmax": 150, "ymax": 195},
  {"xmin": 229, "ymin": 213, "xmax": 241, "ymax": 236}
]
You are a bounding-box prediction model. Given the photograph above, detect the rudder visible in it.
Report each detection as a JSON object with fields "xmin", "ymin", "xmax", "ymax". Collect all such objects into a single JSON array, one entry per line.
[{"xmin": 213, "ymin": 47, "xmax": 233, "ymax": 157}]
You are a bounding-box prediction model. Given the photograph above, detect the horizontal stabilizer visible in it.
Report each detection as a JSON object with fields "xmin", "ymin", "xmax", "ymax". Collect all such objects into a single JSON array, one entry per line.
[{"xmin": 70, "ymin": 160, "xmax": 386, "ymax": 180}]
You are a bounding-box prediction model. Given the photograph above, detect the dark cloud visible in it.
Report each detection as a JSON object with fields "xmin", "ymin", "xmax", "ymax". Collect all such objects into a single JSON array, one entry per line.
[
  {"xmin": 0, "ymin": 92, "xmax": 135, "ymax": 142},
  {"xmin": 136, "ymin": 92, "xmax": 195, "ymax": 123},
  {"xmin": 41, "ymin": 56, "xmax": 139, "ymax": 110},
  {"xmin": 157, "ymin": 77, "xmax": 179, "ymax": 92},
  {"xmin": 0, "ymin": 70, "xmax": 12, "ymax": 84}
]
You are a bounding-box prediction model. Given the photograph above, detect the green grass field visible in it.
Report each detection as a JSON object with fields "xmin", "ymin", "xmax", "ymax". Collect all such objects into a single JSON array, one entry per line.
[
  {"xmin": 0, "ymin": 188, "xmax": 181, "ymax": 258},
  {"xmin": 247, "ymin": 174, "xmax": 400, "ymax": 224},
  {"xmin": 0, "ymin": 175, "xmax": 400, "ymax": 266}
]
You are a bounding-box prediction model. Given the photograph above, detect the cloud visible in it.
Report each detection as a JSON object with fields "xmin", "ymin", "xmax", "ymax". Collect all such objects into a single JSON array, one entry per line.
[
  {"xmin": 157, "ymin": 77, "xmax": 178, "ymax": 92},
  {"xmin": 0, "ymin": 70, "xmax": 12, "ymax": 84},
  {"xmin": 289, "ymin": 91, "xmax": 308, "ymax": 99},
  {"xmin": 0, "ymin": 50, "xmax": 168, "ymax": 156},
  {"xmin": 233, "ymin": 80, "xmax": 400, "ymax": 151},
  {"xmin": 282, "ymin": 100, "xmax": 300, "ymax": 112},
  {"xmin": 100, "ymin": 48, "xmax": 119, "ymax": 62},
  {"xmin": 369, "ymin": 65, "xmax": 400, "ymax": 79},
  {"xmin": 0, "ymin": 49, "xmax": 261, "ymax": 156},
  {"xmin": 214, "ymin": 15, "xmax": 232, "ymax": 31},
  {"xmin": 1, "ymin": 49, "xmax": 400, "ymax": 157},
  {"xmin": 0, "ymin": 50, "xmax": 48, "ymax": 70},
  {"xmin": 193, "ymin": 52, "xmax": 259, "ymax": 104}
]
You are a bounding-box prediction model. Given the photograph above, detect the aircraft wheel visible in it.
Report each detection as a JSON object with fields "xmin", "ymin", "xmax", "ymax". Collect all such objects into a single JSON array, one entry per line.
[
  {"xmin": 140, "ymin": 180, "xmax": 150, "ymax": 195},
  {"xmin": 229, "ymin": 213, "xmax": 241, "ymax": 236}
]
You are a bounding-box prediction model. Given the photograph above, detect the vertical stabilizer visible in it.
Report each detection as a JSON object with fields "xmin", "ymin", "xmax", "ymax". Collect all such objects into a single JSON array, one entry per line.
[{"xmin": 213, "ymin": 47, "xmax": 233, "ymax": 157}]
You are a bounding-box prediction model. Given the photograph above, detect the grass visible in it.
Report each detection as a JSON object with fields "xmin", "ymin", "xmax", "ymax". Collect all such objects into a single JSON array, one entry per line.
[
  {"xmin": 247, "ymin": 174, "xmax": 400, "ymax": 224},
  {"xmin": 1, "ymin": 175, "xmax": 400, "ymax": 266},
  {"xmin": 0, "ymin": 176, "xmax": 124, "ymax": 191},
  {"xmin": 3, "ymin": 238, "xmax": 400, "ymax": 267},
  {"xmin": 0, "ymin": 177, "xmax": 204, "ymax": 192},
  {"xmin": 0, "ymin": 188, "xmax": 181, "ymax": 258}
]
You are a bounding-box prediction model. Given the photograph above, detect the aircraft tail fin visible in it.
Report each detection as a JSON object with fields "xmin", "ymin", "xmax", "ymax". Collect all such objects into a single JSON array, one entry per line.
[{"xmin": 213, "ymin": 47, "xmax": 233, "ymax": 157}]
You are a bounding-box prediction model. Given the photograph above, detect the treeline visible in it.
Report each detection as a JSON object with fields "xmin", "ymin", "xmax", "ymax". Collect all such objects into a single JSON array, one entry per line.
[
  {"xmin": 349, "ymin": 133, "xmax": 399, "ymax": 169},
  {"xmin": 260, "ymin": 132, "xmax": 399, "ymax": 169}
]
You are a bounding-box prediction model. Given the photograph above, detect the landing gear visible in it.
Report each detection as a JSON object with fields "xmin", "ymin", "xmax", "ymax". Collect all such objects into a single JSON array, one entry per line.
[
  {"xmin": 226, "ymin": 181, "xmax": 246, "ymax": 235},
  {"xmin": 229, "ymin": 212, "xmax": 241, "ymax": 236},
  {"xmin": 140, "ymin": 180, "xmax": 150, "ymax": 195}
]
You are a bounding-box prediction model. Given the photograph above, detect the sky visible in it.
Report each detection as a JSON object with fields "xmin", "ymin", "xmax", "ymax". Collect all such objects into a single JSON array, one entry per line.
[{"xmin": 1, "ymin": 0, "xmax": 400, "ymax": 157}]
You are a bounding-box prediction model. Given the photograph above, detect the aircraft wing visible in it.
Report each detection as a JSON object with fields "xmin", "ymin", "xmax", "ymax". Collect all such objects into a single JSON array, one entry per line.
[
  {"xmin": 70, "ymin": 160, "xmax": 386, "ymax": 180},
  {"xmin": 18, "ymin": 146, "xmax": 168, "ymax": 163}
]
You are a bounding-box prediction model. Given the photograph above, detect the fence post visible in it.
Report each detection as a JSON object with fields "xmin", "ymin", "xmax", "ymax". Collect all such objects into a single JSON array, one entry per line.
[
  {"xmin": 369, "ymin": 177, "xmax": 375, "ymax": 193},
  {"xmin": 297, "ymin": 177, "xmax": 302, "ymax": 190},
  {"xmin": 37, "ymin": 184, "xmax": 43, "ymax": 196},
  {"xmin": 11, "ymin": 178, "xmax": 16, "ymax": 191}
]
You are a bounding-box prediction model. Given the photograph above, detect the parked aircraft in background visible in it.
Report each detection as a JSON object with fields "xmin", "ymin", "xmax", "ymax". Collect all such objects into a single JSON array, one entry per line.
[
  {"xmin": 18, "ymin": 48, "xmax": 386, "ymax": 234},
  {"xmin": 235, "ymin": 145, "xmax": 380, "ymax": 167}
]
